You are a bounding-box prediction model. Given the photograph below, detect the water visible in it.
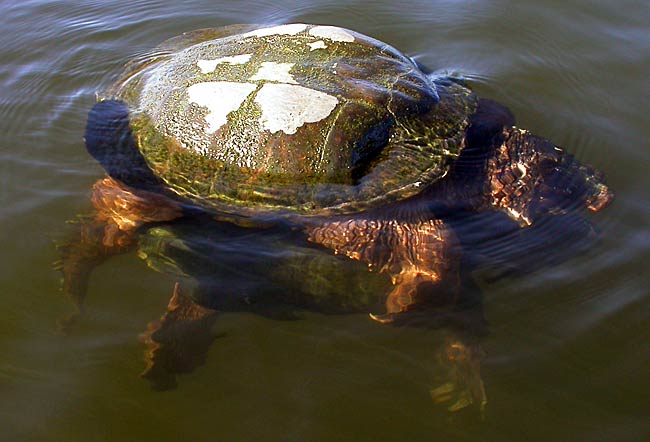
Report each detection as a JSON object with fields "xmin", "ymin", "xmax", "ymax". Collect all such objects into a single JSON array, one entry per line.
[{"xmin": 1, "ymin": 0, "xmax": 649, "ymax": 440}]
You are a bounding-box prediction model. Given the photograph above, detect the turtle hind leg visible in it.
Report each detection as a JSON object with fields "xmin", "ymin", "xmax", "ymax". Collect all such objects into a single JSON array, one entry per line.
[
  {"xmin": 54, "ymin": 214, "xmax": 135, "ymax": 331},
  {"xmin": 56, "ymin": 177, "xmax": 182, "ymax": 330},
  {"xmin": 140, "ymin": 283, "xmax": 219, "ymax": 390}
]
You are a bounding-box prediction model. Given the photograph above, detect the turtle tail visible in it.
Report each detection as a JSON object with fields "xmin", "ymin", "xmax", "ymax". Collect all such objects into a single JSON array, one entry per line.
[{"xmin": 85, "ymin": 99, "xmax": 162, "ymax": 191}]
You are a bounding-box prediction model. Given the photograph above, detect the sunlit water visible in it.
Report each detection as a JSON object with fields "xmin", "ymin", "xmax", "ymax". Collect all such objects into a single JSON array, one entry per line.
[{"xmin": 1, "ymin": 1, "xmax": 648, "ymax": 441}]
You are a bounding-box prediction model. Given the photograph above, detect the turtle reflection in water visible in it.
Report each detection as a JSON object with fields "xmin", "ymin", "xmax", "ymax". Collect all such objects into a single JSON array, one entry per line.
[{"xmin": 57, "ymin": 24, "xmax": 613, "ymax": 411}]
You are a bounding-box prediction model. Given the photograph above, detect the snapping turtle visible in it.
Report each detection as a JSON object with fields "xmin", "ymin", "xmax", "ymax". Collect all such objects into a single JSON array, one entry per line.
[{"xmin": 58, "ymin": 24, "xmax": 612, "ymax": 410}]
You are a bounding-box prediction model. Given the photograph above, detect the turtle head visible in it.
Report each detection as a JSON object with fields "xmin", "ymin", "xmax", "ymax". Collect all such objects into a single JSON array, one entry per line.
[
  {"xmin": 85, "ymin": 99, "xmax": 161, "ymax": 190},
  {"xmin": 484, "ymin": 128, "xmax": 613, "ymax": 226}
]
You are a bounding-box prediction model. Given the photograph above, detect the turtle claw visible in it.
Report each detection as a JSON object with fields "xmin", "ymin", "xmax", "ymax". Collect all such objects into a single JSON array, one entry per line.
[
  {"xmin": 447, "ymin": 391, "xmax": 475, "ymax": 413},
  {"xmin": 56, "ymin": 311, "xmax": 82, "ymax": 334},
  {"xmin": 430, "ymin": 339, "xmax": 487, "ymax": 413},
  {"xmin": 430, "ymin": 382, "xmax": 482, "ymax": 412},
  {"xmin": 429, "ymin": 381, "xmax": 455, "ymax": 403},
  {"xmin": 369, "ymin": 312, "xmax": 396, "ymax": 324}
]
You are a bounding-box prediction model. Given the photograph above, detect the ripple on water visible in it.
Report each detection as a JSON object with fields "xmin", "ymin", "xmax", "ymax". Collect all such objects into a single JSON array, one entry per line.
[{"xmin": 0, "ymin": 1, "xmax": 648, "ymax": 438}]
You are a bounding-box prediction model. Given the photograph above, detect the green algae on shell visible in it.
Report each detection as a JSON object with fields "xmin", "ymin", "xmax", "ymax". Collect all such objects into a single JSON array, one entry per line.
[{"xmin": 104, "ymin": 24, "xmax": 478, "ymax": 216}]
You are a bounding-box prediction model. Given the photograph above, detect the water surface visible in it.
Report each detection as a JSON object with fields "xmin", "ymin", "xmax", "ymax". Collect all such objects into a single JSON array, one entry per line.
[{"xmin": 1, "ymin": 1, "xmax": 649, "ymax": 441}]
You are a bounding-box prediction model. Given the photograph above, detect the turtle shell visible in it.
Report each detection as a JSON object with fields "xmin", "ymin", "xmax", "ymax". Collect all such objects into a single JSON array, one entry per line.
[{"xmin": 106, "ymin": 24, "xmax": 477, "ymax": 216}]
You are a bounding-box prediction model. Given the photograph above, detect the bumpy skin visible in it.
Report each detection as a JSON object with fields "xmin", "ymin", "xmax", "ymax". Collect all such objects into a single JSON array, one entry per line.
[
  {"xmin": 305, "ymin": 213, "xmax": 460, "ymax": 320},
  {"xmin": 426, "ymin": 99, "xmax": 613, "ymax": 224},
  {"xmin": 59, "ymin": 24, "xmax": 613, "ymax": 410}
]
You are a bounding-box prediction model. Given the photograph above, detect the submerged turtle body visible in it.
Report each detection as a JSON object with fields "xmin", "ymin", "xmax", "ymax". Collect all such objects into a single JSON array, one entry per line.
[
  {"xmin": 101, "ymin": 23, "xmax": 476, "ymax": 215},
  {"xmin": 62, "ymin": 24, "xmax": 614, "ymax": 407}
]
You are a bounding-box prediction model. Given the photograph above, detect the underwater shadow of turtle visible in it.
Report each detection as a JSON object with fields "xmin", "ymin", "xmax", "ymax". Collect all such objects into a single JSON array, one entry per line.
[{"xmin": 85, "ymin": 99, "xmax": 163, "ymax": 191}]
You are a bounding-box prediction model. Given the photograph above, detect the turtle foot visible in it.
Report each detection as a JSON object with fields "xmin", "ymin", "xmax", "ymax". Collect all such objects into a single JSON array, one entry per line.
[
  {"xmin": 430, "ymin": 339, "xmax": 487, "ymax": 413},
  {"xmin": 140, "ymin": 283, "xmax": 219, "ymax": 390}
]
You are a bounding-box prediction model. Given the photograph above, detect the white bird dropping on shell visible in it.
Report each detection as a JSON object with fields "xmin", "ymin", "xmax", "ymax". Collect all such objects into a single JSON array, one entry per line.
[
  {"xmin": 254, "ymin": 83, "xmax": 339, "ymax": 134},
  {"xmin": 245, "ymin": 23, "xmax": 308, "ymax": 38},
  {"xmin": 250, "ymin": 62, "xmax": 298, "ymax": 84},
  {"xmin": 196, "ymin": 54, "xmax": 253, "ymax": 73},
  {"xmin": 187, "ymin": 82, "xmax": 257, "ymax": 133},
  {"xmin": 309, "ymin": 26, "xmax": 355, "ymax": 42}
]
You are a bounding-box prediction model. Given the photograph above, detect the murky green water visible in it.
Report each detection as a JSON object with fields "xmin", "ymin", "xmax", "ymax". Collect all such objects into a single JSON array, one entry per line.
[{"xmin": 1, "ymin": 1, "xmax": 648, "ymax": 441}]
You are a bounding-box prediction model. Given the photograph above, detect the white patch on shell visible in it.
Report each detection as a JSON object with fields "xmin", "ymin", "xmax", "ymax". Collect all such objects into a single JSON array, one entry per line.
[
  {"xmin": 308, "ymin": 40, "xmax": 327, "ymax": 51},
  {"xmin": 253, "ymin": 84, "xmax": 339, "ymax": 134},
  {"xmin": 244, "ymin": 23, "xmax": 308, "ymax": 38},
  {"xmin": 187, "ymin": 81, "xmax": 257, "ymax": 134},
  {"xmin": 309, "ymin": 26, "xmax": 355, "ymax": 42},
  {"xmin": 250, "ymin": 62, "xmax": 298, "ymax": 84},
  {"xmin": 197, "ymin": 54, "xmax": 252, "ymax": 73}
]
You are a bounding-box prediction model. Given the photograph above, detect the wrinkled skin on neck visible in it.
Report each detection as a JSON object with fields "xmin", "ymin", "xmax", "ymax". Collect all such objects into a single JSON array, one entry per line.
[{"xmin": 427, "ymin": 99, "xmax": 613, "ymax": 225}]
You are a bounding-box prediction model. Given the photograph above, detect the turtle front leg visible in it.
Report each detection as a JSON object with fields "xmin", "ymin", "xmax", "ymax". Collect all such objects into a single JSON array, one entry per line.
[
  {"xmin": 430, "ymin": 337, "xmax": 487, "ymax": 413},
  {"xmin": 305, "ymin": 216, "xmax": 461, "ymax": 320},
  {"xmin": 56, "ymin": 177, "xmax": 182, "ymax": 328},
  {"xmin": 306, "ymin": 215, "xmax": 489, "ymax": 411}
]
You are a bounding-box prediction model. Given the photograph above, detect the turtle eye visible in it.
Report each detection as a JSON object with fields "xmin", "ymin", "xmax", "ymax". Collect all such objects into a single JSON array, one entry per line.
[{"xmin": 537, "ymin": 158, "xmax": 558, "ymax": 177}]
